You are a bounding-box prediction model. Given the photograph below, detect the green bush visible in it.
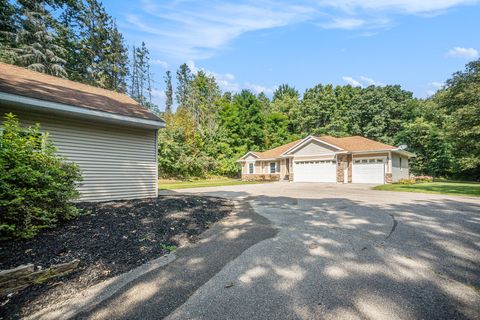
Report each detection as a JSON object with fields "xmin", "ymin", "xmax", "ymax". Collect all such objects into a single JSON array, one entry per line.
[
  {"xmin": 414, "ymin": 175, "xmax": 434, "ymax": 183},
  {"xmin": 0, "ymin": 113, "xmax": 83, "ymax": 240},
  {"xmin": 397, "ymin": 178, "xmax": 416, "ymax": 185}
]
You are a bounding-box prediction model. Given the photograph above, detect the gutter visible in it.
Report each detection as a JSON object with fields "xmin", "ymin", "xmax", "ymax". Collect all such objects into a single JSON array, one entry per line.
[{"xmin": 0, "ymin": 92, "xmax": 165, "ymax": 129}]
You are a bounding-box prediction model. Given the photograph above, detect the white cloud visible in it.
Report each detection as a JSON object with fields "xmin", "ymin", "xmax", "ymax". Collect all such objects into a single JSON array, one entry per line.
[
  {"xmin": 122, "ymin": 0, "xmax": 477, "ymax": 60},
  {"xmin": 318, "ymin": 0, "xmax": 476, "ymax": 14},
  {"xmin": 447, "ymin": 47, "xmax": 479, "ymax": 58},
  {"xmin": 151, "ymin": 59, "xmax": 169, "ymax": 69},
  {"xmin": 359, "ymin": 75, "xmax": 385, "ymax": 86},
  {"xmin": 425, "ymin": 81, "xmax": 444, "ymax": 97},
  {"xmin": 245, "ymin": 82, "xmax": 277, "ymax": 95},
  {"xmin": 127, "ymin": 1, "xmax": 314, "ymax": 60},
  {"xmin": 320, "ymin": 17, "xmax": 365, "ymax": 29},
  {"xmin": 342, "ymin": 76, "xmax": 362, "ymax": 87},
  {"xmin": 185, "ymin": 60, "xmax": 275, "ymax": 95},
  {"xmin": 343, "ymin": 76, "xmax": 385, "ymax": 87},
  {"xmin": 430, "ymin": 81, "xmax": 444, "ymax": 88}
]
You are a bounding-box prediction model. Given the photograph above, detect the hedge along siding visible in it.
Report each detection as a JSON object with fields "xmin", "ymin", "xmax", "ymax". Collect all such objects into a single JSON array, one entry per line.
[{"xmin": 1, "ymin": 108, "xmax": 158, "ymax": 202}]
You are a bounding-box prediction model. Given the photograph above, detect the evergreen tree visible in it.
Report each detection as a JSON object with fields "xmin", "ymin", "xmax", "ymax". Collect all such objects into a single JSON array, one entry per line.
[
  {"xmin": 104, "ymin": 20, "xmax": 128, "ymax": 92},
  {"xmin": 15, "ymin": 0, "xmax": 67, "ymax": 77},
  {"xmin": 0, "ymin": 0, "xmax": 18, "ymax": 63},
  {"xmin": 130, "ymin": 42, "xmax": 158, "ymax": 112},
  {"xmin": 176, "ymin": 63, "xmax": 193, "ymax": 107},
  {"xmin": 55, "ymin": 1, "xmax": 83, "ymax": 81},
  {"xmin": 80, "ymin": 0, "xmax": 111, "ymax": 86},
  {"xmin": 164, "ymin": 70, "xmax": 173, "ymax": 114}
]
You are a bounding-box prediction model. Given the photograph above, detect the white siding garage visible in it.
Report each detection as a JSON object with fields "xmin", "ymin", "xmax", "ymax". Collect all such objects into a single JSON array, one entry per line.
[
  {"xmin": 293, "ymin": 160, "xmax": 336, "ymax": 182},
  {"xmin": 352, "ymin": 158, "xmax": 386, "ymax": 184},
  {"xmin": 0, "ymin": 62, "xmax": 164, "ymax": 202}
]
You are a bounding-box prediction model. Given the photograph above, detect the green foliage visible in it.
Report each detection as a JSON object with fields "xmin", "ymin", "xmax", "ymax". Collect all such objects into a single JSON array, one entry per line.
[
  {"xmin": 395, "ymin": 117, "xmax": 453, "ymax": 177},
  {"xmin": 414, "ymin": 176, "xmax": 433, "ymax": 183},
  {"xmin": 0, "ymin": 0, "xmax": 130, "ymax": 92},
  {"xmin": 157, "ymin": 109, "xmax": 214, "ymax": 179},
  {"xmin": 440, "ymin": 59, "xmax": 480, "ymax": 178},
  {"xmin": 0, "ymin": 113, "xmax": 82, "ymax": 240},
  {"xmin": 397, "ymin": 178, "xmax": 416, "ymax": 185},
  {"xmin": 157, "ymin": 59, "xmax": 479, "ymax": 182},
  {"xmin": 15, "ymin": 0, "xmax": 67, "ymax": 77}
]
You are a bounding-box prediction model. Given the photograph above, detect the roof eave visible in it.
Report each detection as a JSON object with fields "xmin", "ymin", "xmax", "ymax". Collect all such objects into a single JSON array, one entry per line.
[{"xmin": 0, "ymin": 91, "xmax": 164, "ymax": 129}]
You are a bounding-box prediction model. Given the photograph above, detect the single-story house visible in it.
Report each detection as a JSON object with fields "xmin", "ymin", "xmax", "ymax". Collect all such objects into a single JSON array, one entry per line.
[
  {"xmin": 0, "ymin": 62, "xmax": 164, "ymax": 201},
  {"xmin": 238, "ymin": 135, "xmax": 414, "ymax": 184}
]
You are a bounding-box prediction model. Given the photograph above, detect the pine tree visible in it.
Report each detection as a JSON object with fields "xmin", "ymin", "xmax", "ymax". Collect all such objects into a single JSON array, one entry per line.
[
  {"xmin": 130, "ymin": 42, "xmax": 158, "ymax": 112},
  {"xmin": 164, "ymin": 70, "xmax": 173, "ymax": 114},
  {"xmin": 80, "ymin": 0, "xmax": 111, "ymax": 87},
  {"xmin": 15, "ymin": 0, "xmax": 67, "ymax": 77},
  {"xmin": 0, "ymin": 0, "xmax": 18, "ymax": 63},
  {"xmin": 56, "ymin": 1, "xmax": 84, "ymax": 82},
  {"xmin": 176, "ymin": 63, "xmax": 193, "ymax": 107},
  {"xmin": 104, "ymin": 20, "xmax": 128, "ymax": 92}
]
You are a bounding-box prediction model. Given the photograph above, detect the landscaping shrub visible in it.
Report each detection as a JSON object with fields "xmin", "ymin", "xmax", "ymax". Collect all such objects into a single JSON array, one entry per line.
[
  {"xmin": 414, "ymin": 175, "xmax": 433, "ymax": 183},
  {"xmin": 0, "ymin": 113, "xmax": 83, "ymax": 240},
  {"xmin": 397, "ymin": 178, "xmax": 416, "ymax": 184}
]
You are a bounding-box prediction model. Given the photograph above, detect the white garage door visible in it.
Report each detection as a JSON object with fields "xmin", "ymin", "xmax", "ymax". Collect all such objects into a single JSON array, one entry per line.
[
  {"xmin": 352, "ymin": 158, "xmax": 385, "ymax": 184},
  {"xmin": 293, "ymin": 160, "xmax": 336, "ymax": 182}
]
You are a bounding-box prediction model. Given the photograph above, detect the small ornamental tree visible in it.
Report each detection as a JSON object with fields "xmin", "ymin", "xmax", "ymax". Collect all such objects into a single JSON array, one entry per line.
[{"xmin": 0, "ymin": 113, "xmax": 82, "ymax": 240}]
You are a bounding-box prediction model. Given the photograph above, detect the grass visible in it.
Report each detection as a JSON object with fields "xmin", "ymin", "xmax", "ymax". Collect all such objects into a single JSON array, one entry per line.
[
  {"xmin": 158, "ymin": 177, "xmax": 268, "ymax": 190},
  {"xmin": 374, "ymin": 180, "xmax": 480, "ymax": 197}
]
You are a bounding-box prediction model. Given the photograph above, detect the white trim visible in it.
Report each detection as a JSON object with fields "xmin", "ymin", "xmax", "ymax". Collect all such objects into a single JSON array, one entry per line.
[
  {"xmin": 282, "ymin": 136, "xmax": 343, "ymax": 156},
  {"xmin": 290, "ymin": 153, "xmax": 336, "ymax": 159},
  {"xmin": 0, "ymin": 92, "xmax": 164, "ymax": 129}
]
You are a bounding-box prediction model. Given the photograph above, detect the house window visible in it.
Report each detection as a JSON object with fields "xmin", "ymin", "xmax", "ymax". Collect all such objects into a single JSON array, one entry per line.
[
  {"xmin": 400, "ymin": 157, "xmax": 403, "ymax": 171},
  {"xmin": 249, "ymin": 163, "xmax": 254, "ymax": 174},
  {"xmin": 270, "ymin": 162, "xmax": 276, "ymax": 173}
]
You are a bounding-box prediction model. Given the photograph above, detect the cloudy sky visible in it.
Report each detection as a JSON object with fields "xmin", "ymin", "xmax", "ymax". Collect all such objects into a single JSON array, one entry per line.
[{"xmin": 102, "ymin": 0, "xmax": 480, "ymax": 108}]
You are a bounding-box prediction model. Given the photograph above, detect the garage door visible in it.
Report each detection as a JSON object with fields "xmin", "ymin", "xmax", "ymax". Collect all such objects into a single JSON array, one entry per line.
[
  {"xmin": 352, "ymin": 158, "xmax": 385, "ymax": 184},
  {"xmin": 293, "ymin": 160, "xmax": 336, "ymax": 182}
]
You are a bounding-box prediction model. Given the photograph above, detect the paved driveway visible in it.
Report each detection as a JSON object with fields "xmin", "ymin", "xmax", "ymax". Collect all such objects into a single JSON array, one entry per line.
[{"xmin": 163, "ymin": 183, "xmax": 480, "ymax": 320}]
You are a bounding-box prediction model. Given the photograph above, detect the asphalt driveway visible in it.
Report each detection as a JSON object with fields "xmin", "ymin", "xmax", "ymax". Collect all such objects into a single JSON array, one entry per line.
[{"xmin": 71, "ymin": 183, "xmax": 479, "ymax": 320}]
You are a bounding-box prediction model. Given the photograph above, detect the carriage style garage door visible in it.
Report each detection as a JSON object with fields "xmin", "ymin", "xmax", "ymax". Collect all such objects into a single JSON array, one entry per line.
[
  {"xmin": 352, "ymin": 158, "xmax": 386, "ymax": 184},
  {"xmin": 293, "ymin": 160, "xmax": 336, "ymax": 182}
]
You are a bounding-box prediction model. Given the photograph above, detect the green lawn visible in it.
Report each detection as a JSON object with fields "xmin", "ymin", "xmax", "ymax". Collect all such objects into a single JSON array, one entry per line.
[
  {"xmin": 158, "ymin": 178, "xmax": 268, "ymax": 190},
  {"xmin": 374, "ymin": 181, "xmax": 480, "ymax": 197}
]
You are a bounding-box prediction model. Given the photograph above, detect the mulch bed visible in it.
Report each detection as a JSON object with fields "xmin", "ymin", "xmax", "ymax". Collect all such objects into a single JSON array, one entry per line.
[{"xmin": 0, "ymin": 195, "xmax": 233, "ymax": 319}]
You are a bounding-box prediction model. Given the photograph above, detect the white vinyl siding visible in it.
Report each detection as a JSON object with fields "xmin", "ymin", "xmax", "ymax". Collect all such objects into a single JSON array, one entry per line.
[
  {"xmin": 291, "ymin": 140, "xmax": 337, "ymax": 156},
  {"xmin": 1, "ymin": 108, "xmax": 158, "ymax": 202},
  {"xmin": 392, "ymin": 154, "xmax": 409, "ymax": 182}
]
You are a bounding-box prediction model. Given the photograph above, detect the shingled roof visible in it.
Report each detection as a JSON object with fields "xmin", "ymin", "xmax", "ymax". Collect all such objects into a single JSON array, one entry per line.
[
  {"xmin": 245, "ymin": 135, "xmax": 397, "ymax": 160},
  {"xmin": 315, "ymin": 135, "xmax": 396, "ymax": 152},
  {"xmin": 0, "ymin": 62, "xmax": 161, "ymax": 121}
]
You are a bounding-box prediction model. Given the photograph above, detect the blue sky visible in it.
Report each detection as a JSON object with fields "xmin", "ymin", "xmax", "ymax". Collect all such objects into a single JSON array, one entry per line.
[{"xmin": 102, "ymin": 0, "xmax": 480, "ymax": 108}]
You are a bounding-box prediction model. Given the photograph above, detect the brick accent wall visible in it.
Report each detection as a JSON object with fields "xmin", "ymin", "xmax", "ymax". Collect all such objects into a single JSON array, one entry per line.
[
  {"xmin": 336, "ymin": 154, "xmax": 353, "ymax": 183},
  {"xmin": 336, "ymin": 155, "xmax": 346, "ymax": 183},
  {"xmin": 242, "ymin": 174, "xmax": 280, "ymax": 181},
  {"xmin": 347, "ymin": 154, "xmax": 352, "ymax": 183},
  {"xmin": 385, "ymin": 173, "xmax": 392, "ymax": 184}
]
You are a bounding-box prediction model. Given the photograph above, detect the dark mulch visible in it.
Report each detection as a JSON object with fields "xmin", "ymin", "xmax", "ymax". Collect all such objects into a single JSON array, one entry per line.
[{"xmin": 0, "ymin": 195, "xmax": 233, "ymax": 319}]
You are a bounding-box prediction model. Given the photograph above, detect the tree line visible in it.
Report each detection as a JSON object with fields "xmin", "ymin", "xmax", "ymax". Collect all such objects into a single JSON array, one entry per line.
[
  {"xmin": 159, "ymin": 60, "xmax": 480, "ymax": 181},
  {"xmin": 0, "ymin": 1, "xmax": 478, "ymax": 181},
  {"xmin": 0, "ymin": 0, "xmax": 156, "ymax": 109}
]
